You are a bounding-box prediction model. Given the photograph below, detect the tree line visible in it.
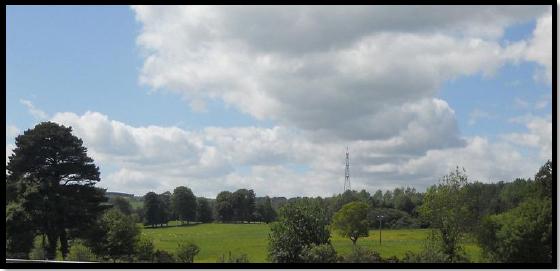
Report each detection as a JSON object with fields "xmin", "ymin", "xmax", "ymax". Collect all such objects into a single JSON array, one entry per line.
[{"xmin": 5, "ymin": 122, "xmax": 553, "ymax": 263}]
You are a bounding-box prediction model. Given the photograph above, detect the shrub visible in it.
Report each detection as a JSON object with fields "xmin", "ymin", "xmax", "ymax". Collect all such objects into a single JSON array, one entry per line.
[
  {"xmin": 340, "ymin": 246, "xmax": 383, "ymax": 263},
  {"xmin": 268, "ymin": 199, "xmax": 331, "ymax": 263},
  {"xmin": 154, "ymin": 249, "xmax": 175, "ymax": 263},
  {"xmin": 176, "ymin": 241, "xmax": 200, "ymax": 263},
  {"xmin": 67, "ymin": 240, "xmax": 97, "ymax": 262},
  {"xmin": 217, "ymin": 251, "xmax": 250, "ymax": 263},
  {"xmin": 135, "ymin": 236, "xmax": 155, "ymax": 262},
  {"xmin": 299, "ymin": 243, "xmax": 338, "ymax": 263}
]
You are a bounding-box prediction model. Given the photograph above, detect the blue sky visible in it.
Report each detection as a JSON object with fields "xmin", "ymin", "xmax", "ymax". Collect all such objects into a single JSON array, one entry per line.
[{"xmin": 6, "ymin": 6, "xmax": 552, "ymax": 197}]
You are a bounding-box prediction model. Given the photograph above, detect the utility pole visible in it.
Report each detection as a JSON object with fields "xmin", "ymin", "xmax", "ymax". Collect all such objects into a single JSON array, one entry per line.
[{"xmin": 376, "ymin": 215, "xmax": 384, "ymax": 244}]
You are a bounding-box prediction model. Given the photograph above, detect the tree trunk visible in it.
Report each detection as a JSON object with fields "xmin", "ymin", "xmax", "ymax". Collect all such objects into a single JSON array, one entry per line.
[
  {"xmin": 46, "ymin": 231, "xmax": 58, "ymax": 260},
  {"xmin": 59, "ymin": 229, "xmax": 68, "ymax": 259}
]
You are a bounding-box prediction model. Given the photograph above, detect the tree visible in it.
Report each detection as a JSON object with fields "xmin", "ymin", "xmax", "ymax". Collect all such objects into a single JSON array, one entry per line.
[
  {"xmin": 419, "ymin": 167, "xmax": 472, "ymax": 263},
  {"xmin": 6, "ymin": 122, "xmax": 106, "ymax": 259},
  {"xmin": 176, "ymin": 241, "xmax": 200, "ymax": 263},
  {"xmin": 477, "ymin": 197, "xmax": 552, "ymax": 263},
  {"xmin": 97, "ymin": 209, "xmax": 140, "ymax": 262},
  {"xmin": 196, "ymin": 197, "xmax": 213, "ymax": 223},
  {"xmin": 110, "ymin": 196, "xmax": 133, "ymax": 216},
  {"xmin": 331, "ymin": 201, "xmax": 369, "ymax": 245},
  {"xmin": 256, "ymin": 196, "xmax": 277, "ymax": 223},
  {"xmin": 267, "ymin": 199, "xmax": 331, "ymax": 263},
  {"xmin": 534, "ymin": 160, "xmax": 552, "ymax": 198},
  {"xmin": 6, "ymin": 202, "xmax": 36, "ymax": 258},
  {"xmin": 172, "ymin": 186, "xmax": 197, "ymax": 224},
  {"xmin": 232, "ymin": 189, "xmax": 256, "ymax": 222},
  {"xmin": 143, "ymin": 192, "xmax": 165, "ymax": 227},
  {"xmin": 382, "ymin": 190, "xmax": 393, "ymax": 208},
  {"xmin": 159, "ymin": 191, "xmax": 173, "ymax": 224},
  {"xmin": 371, "ymin": 190, "xmax": 383, "ymax": 207},
  {"xmin": 135, "ymin": 236, "xmax": 155, "ymax": 262},
  {"xmin": 215, "ymin": 191, "xmax": 234, "ymax": 222}
]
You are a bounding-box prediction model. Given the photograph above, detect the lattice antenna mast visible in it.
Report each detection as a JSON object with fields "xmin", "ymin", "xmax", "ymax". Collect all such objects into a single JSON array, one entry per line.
[{"xmin": 344, "ymin": 146, "xmax": 351, "ymax": 191}]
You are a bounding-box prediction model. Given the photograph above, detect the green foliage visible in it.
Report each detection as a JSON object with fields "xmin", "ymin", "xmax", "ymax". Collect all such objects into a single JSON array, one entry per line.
[
  {"xmin": 366, "ymin": 207, "xmax": 424, "ymax": 229},
  {"xmin": 299, "ymin": 243, "xmax": 338, "ymax": 263},
  {"xmin": 97, "ymin": 209, "xmax": 141, "ymax": 262},
  {"xmin": 6, "ymin": 202, "xmax": 36, "ymax": 258},
  {"xmin": 217, "ymin": 251, "xmax": 250, "ymax": 263},
  {"xmin": 267, "ymin": 199, "xmax": 331, "ymax": 263},
  {"xmin": 232, "ymin": 189, "xmax": 257, "ymax": 222},
  {"xmin": 534, "ymin": 160, "xmax": 552, "ymax": 198},
  {"xmin": 419, "ymin": 167, "xmax": 473, "ymax": 262},
  {"xmin": 154, "ymin": 249, "xmax": 176, "ymax": 263},
  {"xmin": 110, "ymin": 196, "xmax": 133, "ymax": 216},
  {"xmin": 176, "ymin": 241, "xmax": 200, "ymax": 263},
  {"xmin": 331, "ymin": 201, "xmax": 369, "ymax": 245},
  {"xmin": 67, "ymin": 240, "xmax": 97, "ymax": 262},
  {"xmin": 499, "ymin": 178, "xmax": 535, "ymax": 210},
  {"xmin": 28, "ymin": 244, "xmax": 47, "ymax": 260},
  {"xmin": 197, "ymin": 197, "xmax": 214, "ymax": 223},
  {"xmin": 340, "ymin": 245, "xmax": 383, "ymax": 263},
  {"xmin": 216, "ymin": 191, "xmax": 234, "ymax": 222},
  {"xmin": 143, "ymin": 192, "xmax": 165, "ymax": 227},
  {"xmin": 477, "ymin": 197, "xmax": 552, "ymax": 263},
  {"xmin": 6, "ymin": 122, "xmax": 106, "ymax": 259},
  {"xmin": 256, "ymin": 196, "xmax": 277, "ymax": 223},
  {"xmin": 172, "ymin": 186, "xmax": 197, "ymax": 224},
  {"xmin": 402, "ymin": 230, "xmax": 468, "ymax": 263},
  {"xmin": 135, "ymin": 236, "xmax": 155, "ymax": 262}
]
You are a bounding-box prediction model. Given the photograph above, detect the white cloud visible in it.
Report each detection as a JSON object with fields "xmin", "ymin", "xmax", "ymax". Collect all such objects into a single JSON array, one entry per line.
[
  {"xmin": 48, "ymin": 111, "xmax": 544, "ymax": 197},
  {"xmin": 131, "ymin": 5, "xmax": 552, "ymax": 146},
  {"xmin": 20, "ymin": 99, "xmax": 48, "ymax": 120},
  {"xmin": 503, "ymin": 114, "xmax": 552, "ymax": 160},
  {"xmin": 523, "ymin": 7, "xmax": 552, "ymax": 83},
  {"xmin": 6, "ymin": 144, "xmax": 15, "ymax": 166},
  {"xmin": 399, "ymin": 136, "xmax": 538, "ymax": 184},
  {"xmin": 6, "ymin": 124, "xmax": 19, "ymax": 142}
]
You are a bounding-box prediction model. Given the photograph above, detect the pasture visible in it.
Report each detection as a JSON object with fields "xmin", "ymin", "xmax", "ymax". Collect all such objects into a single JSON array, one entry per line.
[{"xmin": 141, "ymin": 222, "xmax": 482, "ymax": 263}]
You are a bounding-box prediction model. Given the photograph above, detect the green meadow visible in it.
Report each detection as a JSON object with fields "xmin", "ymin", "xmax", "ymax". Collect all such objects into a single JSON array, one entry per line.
[{"xmin": 141, "ymin": 222, "xmax": 482, "ymax": 263}]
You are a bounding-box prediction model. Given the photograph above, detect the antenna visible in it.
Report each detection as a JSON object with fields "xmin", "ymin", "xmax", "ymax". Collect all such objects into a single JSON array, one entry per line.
[{"xmin": 344, "ymin": 146, "xmax": 351, "ymax": 192}]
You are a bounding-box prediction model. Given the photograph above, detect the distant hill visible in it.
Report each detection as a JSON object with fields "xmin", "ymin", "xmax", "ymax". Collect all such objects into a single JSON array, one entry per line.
[{"xmin": 105, "ymin": 191, "xmax": 135, "ymax": 198}]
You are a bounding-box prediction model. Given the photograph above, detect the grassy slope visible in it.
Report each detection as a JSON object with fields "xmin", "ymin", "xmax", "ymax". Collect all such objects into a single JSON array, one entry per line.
[{"xmin": 141, "ymin": 222, "xmax": 482, "ymax": 263}]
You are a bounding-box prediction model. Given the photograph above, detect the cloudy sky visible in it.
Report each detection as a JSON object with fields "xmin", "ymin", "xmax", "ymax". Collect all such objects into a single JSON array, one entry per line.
[{"xmin": 6, "ymin": 5, "xmax": 552, "ymax": 198}]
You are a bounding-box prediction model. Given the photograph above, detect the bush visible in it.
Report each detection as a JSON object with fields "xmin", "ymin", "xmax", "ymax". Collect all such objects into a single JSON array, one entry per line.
[
  {"xmin": 135, "ymin": 236, "xmax": 155, "ymax": 262},
  {"xmin": 67, "ymin": 240, "xmax": 97, "ymax": 262},
  {"xmin": 176, "ymin": 241, "xmax": 200, "ymax": 263},
  {"xmin": 28, "ymin": 244, "xmax": 46, "ymax": 260},
  {"xmin": 154, "ymin": 249, "xmax": 175, "ymax": 263},
  {"xmin": 340, "ymin": 246, "xmax": 383, "ymax": 263},
  {"xmin": 299, "ymin": 243, "xmax": 338, "ymax": 263},
  {"xmin": 402, "ymin": 231, "xmax": 467, "ymax": 263},
  {"xmin": 217, "ymin": 251, "xmax": 250, "ymax": 263},
  {"xmin": 268, "ymin": 199, "xmax": 331, "ymax": 263}
]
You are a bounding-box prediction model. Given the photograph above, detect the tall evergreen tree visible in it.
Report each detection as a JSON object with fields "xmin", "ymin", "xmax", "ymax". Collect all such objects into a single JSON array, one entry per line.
[{"xmin": 6, "ymin": 122, "xmax": 106, "ymax": 259}]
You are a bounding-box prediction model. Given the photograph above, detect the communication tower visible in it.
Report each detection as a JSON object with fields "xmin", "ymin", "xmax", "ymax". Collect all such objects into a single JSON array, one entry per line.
[{"xmin": 344, "ymin": 146, "xmax": 351, "ymax": 191}]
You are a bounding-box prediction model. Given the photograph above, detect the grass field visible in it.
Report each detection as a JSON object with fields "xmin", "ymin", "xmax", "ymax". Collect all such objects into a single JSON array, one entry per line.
[{"xmin": 141, "ymin": 221, "xmax": 482, "ymax": 263}]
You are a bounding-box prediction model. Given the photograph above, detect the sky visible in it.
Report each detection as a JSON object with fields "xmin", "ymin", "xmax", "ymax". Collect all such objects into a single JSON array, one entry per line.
[{"xmin": 6, "ymin": 5, "xmax": 553, "ymax": 198}]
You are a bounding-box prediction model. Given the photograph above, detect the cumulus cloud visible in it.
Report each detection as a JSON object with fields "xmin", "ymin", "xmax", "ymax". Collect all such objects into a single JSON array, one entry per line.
[
  {"xmin": 20, "ymin": 99, "xmax": 48, "ymax": 120},
  {"xmin": 523, "ymin": 7, "xmax": 552, "ymax": 83},
  {"xmin": 503, "ymin": 114, "xmax": 552, "ymax": 160},
  {"xmin": 48, "ymin": 111, "xmax": 544, "ymax": 197},
  {"xmin": 131, "ymin": 5, "xmax": 550, "ymax": 144},
  {"xmin": 95, "ymin": 5, "xmax": 551, "ymax": 196}
]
